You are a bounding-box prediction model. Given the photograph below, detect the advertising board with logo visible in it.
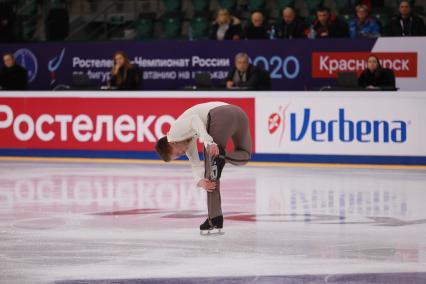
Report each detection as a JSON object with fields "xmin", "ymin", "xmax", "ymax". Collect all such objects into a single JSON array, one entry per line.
[
  {"xmin": 255, "ymin": 92, "xmax": 426, "ymax": 158},
  {"xmin": 0, "ymin": 91, "xmax": 425, "ymax": 165},
  {"xmin": 1, "ymin": 37, "xmax": 425, "ymax": 91},
  {"xmin": 0, "ymin": 94, "xmax": 255, "ymax": 155}
]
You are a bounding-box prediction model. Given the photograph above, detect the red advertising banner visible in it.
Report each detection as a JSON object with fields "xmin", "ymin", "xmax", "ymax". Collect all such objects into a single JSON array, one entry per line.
[
  {"xmin": 0, "ymin": 97, "xmax": 255, "ymax": 152},
  {"xmin": 312, "ymin": 52, "xmax": 418, "ymax": 78}
]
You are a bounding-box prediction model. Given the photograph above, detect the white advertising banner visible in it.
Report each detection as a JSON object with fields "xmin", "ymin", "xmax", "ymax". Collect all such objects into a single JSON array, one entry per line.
[
  {"xmin": 255, "ymin": 92, "xmax": 426, "ymax": 156},
  {"xmin": 372, "ymin": 37, "xmax": 426, "ymax": 91}
]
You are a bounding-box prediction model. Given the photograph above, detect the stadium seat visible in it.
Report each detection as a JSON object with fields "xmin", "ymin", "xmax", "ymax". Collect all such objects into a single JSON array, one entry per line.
[
  {"xmin": 18, "ymin": 0, "xmax": 38, "ymax": 40},
  {"xmin": 218, "ymin": 0, "xmax": 237, "ymax": 12},
  {"xmin": 108, "ymin": 15, "xmax": 125, "ymax": 26},
  {"xmin": 305, "ymin": 0, "xmax": 324, "ymax": 13},
  {"xmin": 340, "ymin": 14, "xmax": 351, "ymax": 22},
  {"xmin": 334, "ymin": 0, "xmax": 349, "ymax": 13},
  {"xmin": 276, "ymin": 0, "xmax": 295, "ymax": 10},
  {"xmin": 48, "ymin": 0, "xmax": 66, "ymax": 9},
  {"xmin": 18, "ymin": 0, "xmax": 37, "ymax": 17},
  {"xmin": 136, "ymin": 13, "xmax": 156, "ymax": 40},
  {"xmin": 373, "ymin": 13, "xmax": 390, "ymax": 30},
  {"xmin": 162, "ymin": 0, "xmax": 181, "ymax": 12},
  {"xmin": 161, "ymin": 13, "xmax": 182, "ymax": 39},
  {"xmin": 190, "ymin": 13, "xmax": 210, "ymax": 39},
  {"xmin": 248, "ymin": 0, "xmax": 265, "ymax": 11},
  {"xmin": 46, "ymin": 6, "xmax": 69, "ymax": 40},
  {"xmin": 191, "ymin": 0, "xmax": 210, "ymax": 12}
]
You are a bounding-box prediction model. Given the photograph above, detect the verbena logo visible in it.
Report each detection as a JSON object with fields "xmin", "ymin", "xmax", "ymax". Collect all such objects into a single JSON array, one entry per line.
[{"xmin": 268, "ymin": 107, "xmax": 407, "ymax": 144}]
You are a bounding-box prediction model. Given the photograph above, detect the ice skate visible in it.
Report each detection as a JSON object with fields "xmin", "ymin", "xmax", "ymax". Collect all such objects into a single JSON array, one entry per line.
[{"xmin": 199, "ymin": 215, "xmax": 224, "ymax": 235}]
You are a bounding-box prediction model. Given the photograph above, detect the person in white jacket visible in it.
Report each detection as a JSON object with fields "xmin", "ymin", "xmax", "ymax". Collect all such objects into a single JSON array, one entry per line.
[{"xmin": 155, "ymin": 101, "xmax": 252, "ymax": 234}]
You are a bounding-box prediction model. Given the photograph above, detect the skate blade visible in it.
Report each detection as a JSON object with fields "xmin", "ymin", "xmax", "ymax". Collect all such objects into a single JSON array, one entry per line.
[{"xmin": 200, "ymin": 228, "xmax": 224, "ymax": 236}]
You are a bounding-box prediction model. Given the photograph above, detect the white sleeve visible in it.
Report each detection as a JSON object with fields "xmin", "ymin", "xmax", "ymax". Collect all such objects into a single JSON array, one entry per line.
[
  {"xmin": 185, "ymin": 138, "xmax": 205, "ymax": 185},
  {"xmin": 190, "ymin": 115, "xmax": 215, "ymax": 147}
]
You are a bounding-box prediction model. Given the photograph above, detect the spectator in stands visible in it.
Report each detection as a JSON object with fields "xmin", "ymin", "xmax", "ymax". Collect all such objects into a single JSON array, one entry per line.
[
  {"xmin": 358, "ymin": 55, "xmax": 395, "ymax": 88},
  {"xmin": 0, "ymin": 2, "xmax": 16, "ymax": 42},
  {"xmin": 209, "ymin": 9, "xmax": 242, "ymax": 40},
  {"xmin": 0, "ymin": 52, "xmax": 28, "ymax": 90},
  {"xmin": 348, "ymin": 4, "xmax": 381, "ymax": 38},
  {"xmin": 277, "ymin": 6, "xmax": 307, "ymax": 39},
  {"xmin": 225, "ymin": 53, "xmax": 260, "ymax": 90},
  {"xmin": 307, "ymin": 7, "xmax": 349, "ymax": 38},
  {"xmin": 243, "ymin": 10, "xmax": 268, "ymax": 39},
  {"xmin": 387, "ymin": 0, "xmax": 426, "ymax": 36},
  {"xmin": 109, "ymin": 51, "xmax": 142, "ymax": 90}
]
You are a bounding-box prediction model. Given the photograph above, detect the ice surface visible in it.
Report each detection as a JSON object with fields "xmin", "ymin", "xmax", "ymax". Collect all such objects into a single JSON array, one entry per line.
[{"xmin": 0, "ymin": 161, "xmax": 425, "ymax": 283}]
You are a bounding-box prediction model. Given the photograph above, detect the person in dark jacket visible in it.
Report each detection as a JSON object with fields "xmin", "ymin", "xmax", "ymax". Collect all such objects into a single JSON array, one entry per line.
[
  {"xmin": 109, "ymin": 51, "xmax": 142, "ymax": 90},
  {"xmin": 243, "ymin": 10, "xmax": 268, "ymax": 39},
  {"xmin": 0, "ymin": 53, "xmax": 28, "ymax": 90},
  {"xmin": 308, "ymin": 7, "xmax": 349, "ymax": 38},
  {"xmin": 209, "ymin": 9, "xmax": 242, "ymax": 40},
  {"xmin": 358, "ymin": 55, "xmax": 395, "ymax": 88},
  {"xmin": 225, "ymin": 53, "xmax": 260, "ymax": 90},
  {"xmin": 387, "ymin": 0, "xmax": 426, "ymax": 36},
  {"xmin": 277, "ymin": 6, "xmax": 307, "ymax": 39}
]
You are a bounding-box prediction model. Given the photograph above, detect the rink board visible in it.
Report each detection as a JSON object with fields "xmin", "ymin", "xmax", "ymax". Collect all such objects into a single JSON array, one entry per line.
[{"xmin": 0, "ymin": 91, "xmax": 425, "ymax": 165}]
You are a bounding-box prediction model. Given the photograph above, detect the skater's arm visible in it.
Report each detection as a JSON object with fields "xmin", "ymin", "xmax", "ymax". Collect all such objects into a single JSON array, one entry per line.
[{"xmin": 186, "ymin": 139, "xmax": 205, "ymax": 184}]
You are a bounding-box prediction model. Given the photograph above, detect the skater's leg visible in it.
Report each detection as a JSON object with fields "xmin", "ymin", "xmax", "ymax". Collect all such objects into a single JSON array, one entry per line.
[
  {"xmin": 207, "ymin": 180, "xmax": 222, "ymax": 218},
  {"xmin": 203, "ymin": 105, "xmax": 252, "ymax": 219},
  {"xmin": 204, "ymin": 146, "xmax": 223, "ymax": 219},
  {"xmin": 227, "ymin": 107, "xmax": 252, "ymax": 166}
]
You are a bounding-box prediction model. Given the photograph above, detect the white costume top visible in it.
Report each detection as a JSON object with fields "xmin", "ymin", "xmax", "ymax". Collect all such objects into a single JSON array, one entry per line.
[{"xmin": 167, "ymin": 101, "xmax": 228, "ymax": 183}]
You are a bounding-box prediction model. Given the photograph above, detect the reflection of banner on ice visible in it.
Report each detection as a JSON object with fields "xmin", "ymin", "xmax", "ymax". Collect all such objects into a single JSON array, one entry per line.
[
  {"xmin": 254, "ymin": 173, "xmax": 425, "ymax": 224},
  {"xmin": 0, "ymin": 174, "xmax": 205, "ymax": 212}
]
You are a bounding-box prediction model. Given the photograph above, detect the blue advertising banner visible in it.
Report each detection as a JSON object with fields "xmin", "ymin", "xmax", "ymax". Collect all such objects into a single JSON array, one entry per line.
[{"xmin": 0, "ymin": 38, "xmax": 396, "ymax": 91}]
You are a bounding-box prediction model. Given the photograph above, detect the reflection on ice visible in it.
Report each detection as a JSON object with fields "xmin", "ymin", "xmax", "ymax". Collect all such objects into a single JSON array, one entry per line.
[{"xmin": 0, "ymin": 161, "xmax": 425, "ymax": 283}]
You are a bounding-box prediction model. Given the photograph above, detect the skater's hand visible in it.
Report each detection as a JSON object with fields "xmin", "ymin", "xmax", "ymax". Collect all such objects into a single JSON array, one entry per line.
[
  {"xmin": 207, "ymin": 143, "xmax": 219, "ymax": 157},
  {"xmin": 197, "ymin": 179, "xmax": 217, "ymax": 192}
]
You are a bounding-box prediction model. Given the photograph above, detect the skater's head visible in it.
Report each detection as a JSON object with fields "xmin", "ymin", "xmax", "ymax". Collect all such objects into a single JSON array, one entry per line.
[{"xmin": 155, "ymin": 136, "xmax": 192, "ymax": 162}]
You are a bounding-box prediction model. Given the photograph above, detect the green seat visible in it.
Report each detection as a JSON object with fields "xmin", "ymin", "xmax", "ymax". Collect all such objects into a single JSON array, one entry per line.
[
  {"xmin": 162, "ymin": 0, "xmax": 181, "ymax": 12},
  {"xmin": 18, "ymin": 0, "xmax": 37, "ymax": 17},
  {"xmin": 109, "ymin": 15, "xmax": 125, "ymax": 25},
  {"xmin": 335, "ymin": 0, "xmax": 348, "ymax": 12},
  {"xmin": 340, "ymin": 14, "xmax": 351, "ymax": 22},
  {"xmin": 49, "ymin": 0, "xmax": 66, "ymax": 9},
  {"xmin": 218, "ymin": 0, "xmax": 237, "ymax": 11},
  {"xmin": 248, "ymin": 0, "xmax": 265, "ymax": 11},
  {"xmin": 22, "ymin": 22, "xmax": 36, "ymax": 39},
  {"xmin": 162, "ymin": 17, "xmax": 182, "ymax": 39},
  {"xmin": 374, "ymin": 13, "xmax": 390, "ymax": 29},
  {"xmin": 190, "ymin": 16, "xmax": 209, "ymax": 39},
  {"xmin": 191, "ymin": 0, "xmax": 209, "ymax": 12},
  {"xmin": 136, "ymin": 18, "xmax": 154, "ymax": 40},
  {"xmin": 276, "ymin": 0, "xmax": 295, "ymax": 10},
  {"xmin": 305, "ymin": 0, "xmax": 323, "ymax": 13}
]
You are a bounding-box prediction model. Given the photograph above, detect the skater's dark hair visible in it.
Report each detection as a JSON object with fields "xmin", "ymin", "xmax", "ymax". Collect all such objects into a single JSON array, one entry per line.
[{"xmin": 155, "ymin": 136, "xmax": 171, "ymax": 162}]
